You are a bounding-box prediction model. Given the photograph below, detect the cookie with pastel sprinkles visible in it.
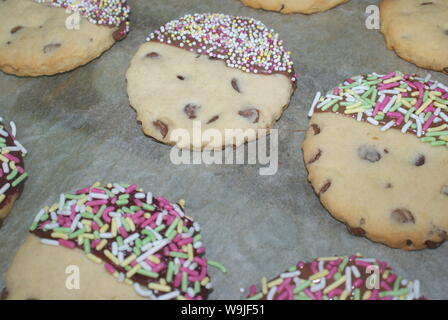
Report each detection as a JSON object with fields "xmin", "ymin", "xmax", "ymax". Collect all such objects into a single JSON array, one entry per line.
[
  {"xmin": 246, "ymin": 255, "xmax": 425, "ymax": 300},
  {"xmin": 380, "ymin": 0, "xmax": 448, "ymax": 75},
  {"xmin": 126, "ymin": 13, "xmax": 297, "ymax": 151},
  {"xmin": 302, "ymin": 72, "xmax": 448, "ymax": 250},
  {"xmin": 239, "ymin": 0, "xmax": 350, "ymax": 14},
  {"xmin": 0, "ymin": 117, "xmax": 28, "ymax": 228},
  {"xmin": 3, "ymin": 183, "xmax": 226, "ymax": 300},
  {"xmin": 0, "ymin": 0, "xmax": 130, "ymax": 77}
]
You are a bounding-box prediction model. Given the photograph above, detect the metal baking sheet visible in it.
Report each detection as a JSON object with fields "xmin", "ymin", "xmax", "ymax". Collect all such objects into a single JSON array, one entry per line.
[{"xmin": 0, "ymin": 0, "xmax": 447, "ymax": 299}]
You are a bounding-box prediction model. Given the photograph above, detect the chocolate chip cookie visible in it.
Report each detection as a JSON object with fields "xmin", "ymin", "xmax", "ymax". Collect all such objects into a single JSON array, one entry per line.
[{"xmin": 239, "ymin": 0, "xmax": 350, "ymax": 14}]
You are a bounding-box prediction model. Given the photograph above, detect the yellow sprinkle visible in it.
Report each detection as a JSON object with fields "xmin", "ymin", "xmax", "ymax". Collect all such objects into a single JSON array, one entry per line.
[
  {"xmin": 428, "ymin": 124, "xmax": 447, "ymax": 132},
  {"xmin": 51, "ymin": 232, "xmax": 68, "ymax": 240},
  {"xmin": 104, "ymin": 250, "xmax": 120, "ymax": 265},
  {"xmin": 434, "ymin": 102, "xmax": 448, "ymax": 110},
  {"xmin": 113, "ymin": 271, "xmax": 119, "ymax": 278},
  {"xmin": 49, "ymin": 204, "xmax": 59, "ymax": 212},
  {"xmin": 81, "ymin": 219, "xmax": 92, "ymax": 226},
  {"xmin": 400, "ymin": 99, "xmax": 413, "ymax": 108},
  {"xmin": 415, "ymin": 99, "xmax": 433, "ymax": 115},
  {"xmin": 96, "ymin": 239, "xmax": 108, "ymax": 251},
  {"xmin": 187, "ymin": 244, "xmax": 194, "ymax": 261},
  {"xmin": 177, "ymin": 220, "xmax": 183, "ymax": 234},
  {"xmin": 77, "ymin": 235, "xmax": 84, "ymax": 246},
  {"xmin": 345, "ymin": 108, "xmax": 365, "ymax": 114},
  {"xmin": 346, "ymin": 102, "xmax": 362, "ymax": 109},
  {"xmin": 323, "ymin": 275, "xmax": 346, "ymax": 294},
  {"xmin": 340, "ymin": 290, "xmax": 350, "ymax": 300},
  {"xmin": 92, "ymin": 182, "xmax": 101, "ymax": 188},
  {"xmin": 439, "ymin": 135, "xmax": 448, "ymax": 142},
  {"xmin": 411, "ymin": 91, "xmax": 420, "ymax": 97},
  {"xmin": 87, "ymin": 253, "xmax": 102, "ymax": 264},
  {"xmin": 160, "ymin": 278, "xmax": 167, "ymax": 286},
  {"xmin": 318, "ymin": 256, "xmax": 341, "ymax": 261},
  {"xmin": 309, "ymin": 270, "xmax": 329, "ymax": 281},
  {"xmin": 1, "ymin": 148, "xmax": 9, "ymax": 155},
  {"xmin": 382, "ymin": 270, "xmax": 390, "ymax": 280},
  {"xmin": 127, "ymin": 217, "xmax": 135, "ymax": 232},
  {"xmin": 201, "ymin": 277, "xmax": 210, "ymax": 286},
  {"xmin": 383, "ymin": 76, "xmax": 402, "ymax": 84},
  {"xmin": 395, "ymin": 88, "xmax": 407, "ymax": 93},
  {"xmin": 125, "ymin": 279, "xmax": 133, "ymax": 286},
  {"xmin": 85, "ymin": 206, "xmax": 93, "ymax": 213},
  {"xmin": 147, "ymin": 255, "xmax": 161, "ymax": 264},
  {"xmin": 176, "ymin": 295, "xmax": 187, "ymax": 300},
  {"xmin": 179, "ymin": 199, "xmax": 186, "ymax": 208},
  {"xmin": 9, "ymin": 162, "xmax": 16, "ymax": 170},
  {"xmin": 100, "ymin": 224, "xmax": 109, "ymax": 233},
  {"xmin": 148, "ymin": 283, "xmax": 171, "ymax": 292},
  {"xmin": 111, "ymin": 218, "xmax": 117, "ymax": 237},
  {"xmin": 126, "ymin": 264, "xmax": 141, "ymax": 278},
  {"xmin": 144, "ymin": 213, "xmax": 151, "ymax": 219},
  {"xmin": 430, "ymin": 90, "xmax": 442, "ymax": 96},
  {"xmin": 268, "ymin": 278, "xmax": 283, "ymax": 288},
  {"xmin": 261, "ymin": 277, "xmax": 268, "ymax": 295},
  {"xmin": 82, "ymin": 233, "xmax": 94, "ymax": 240},
  {"xmin": 77, "ymin": 197, "xmax": 87, "ymax": 206},
  {"xmin": 362, "ymin": 290, "xmax": 372, "ymax": 300},
  {"xmin": 0, "ymin": 155, "xmax": 8, "ymax": 162},
  {"xmin": 121, "ymin": 254, "xmax": 136, "ymax": 267},
  {"xmin": 0, "ymin": 194, "xmax": 5, "ymax": 204}
]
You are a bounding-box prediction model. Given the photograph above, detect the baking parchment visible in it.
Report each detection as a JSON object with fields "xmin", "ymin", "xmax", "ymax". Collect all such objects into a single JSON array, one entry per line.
[{"xmin": 0, "ymin": 0, "xmax": 447, "ymax": 299}]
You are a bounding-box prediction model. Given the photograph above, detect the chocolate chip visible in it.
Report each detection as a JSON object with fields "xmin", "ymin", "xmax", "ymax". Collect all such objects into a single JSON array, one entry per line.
[
  {"xmin": 146, "ymin": 52, "xmax": 159, "ymax": 58},
  {"xmin": 0, "ymin": 218, "xmax": 3, "ymax": 229},
  {"xmin": 208, "ymin": 56, "xmax": 219, "ymax": 61},
  {"xmin": 360, "ymin": 218, "xmax": 366, "ymax": 225},
  {"xmin": 384, "ymin": 148, "xmax": 389, "ymax": 154},
  {"xmin": 444, "ymin": 67, "xmax": 448, "ymax": 74},
  {"xmin": 406, "ymin": 239, "xmax": 413, "ymax": 247},
  {"xmin": 358, "ymin": 145, "xmax": 381, "ymax": 163},
  {"xmin": 177, "ymin": 75, "xmax": 185, "ymax": 80},
  {"xmin": 0, "ymin": 288, "xmax": 8, "ymax": 300},
  {"xmin": 153, "ymin": 120, "xmax": 168, "ymax": 138},
  {"xmin": 308, "ymin": 149, "xmax": 322, "ymax": 164},
  {"xmin": 425, "ymin": 240, "xmax": 444, "ymax": 249},
  {"xmin": 6, "ymin": 41, "xmax": 11, "ymax": 45},
  {"xmin": 43, "ymin": 43, "xmax": 61, "ymax": 54},
  {"xmin": 310, "ymin": 124, "xmax": 321, "ymax": 135},
  {"xmin": 391, "ymin": 208, "xmax": 415, "ymax": 224},
  {"xmin": 238, "ymin": 108, "xmax": 260, "ymax": 123},
  {"xmin": 414, "ymin": 154, "xmax": 425, "ymax": 166},
  {"xmin": 420, "ymin": 2, "xmax": 434, "ymax": 5},
  {"xmin": 441, "ymin": 186, "xmax": 448, "ymax": 196},
  {"xmin": 184, "ymin": 104, "xmax": 200, "ymax": 119},
  {"xmin": 10, "ymin": 26, "xmax": 23, "ymax": 34},
  {"xmin": 445, "ymin": 30, "xmax": 448, "ymax": 36},
  {"xmin": 231, "ymin": 78, "xmax": 241, "ymax": 93},
  {"xmin": 347, "ymin": 226, "xmax": 366, "ymax": 237},
  {"xmin": 319, "ymin": 180, "xmax": 331, "ymax": 195},
  {"xmin": 279, "ymin": 4, "xmax": 285, "ymax": 11},
  {"xmin": 385, "ymin": 183, "xmax": 393, "ymax": 189},
  {"xmin": 207, "ymin": 115, "xmax": 219, "ymax": 124}
]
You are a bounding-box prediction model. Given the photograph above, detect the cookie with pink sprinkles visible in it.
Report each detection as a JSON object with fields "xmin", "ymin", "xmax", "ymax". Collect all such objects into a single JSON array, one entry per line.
[
  {"xmin": 246, "ymin": 255, "xmax": 425, "ymax": 300},
  {"xmin": 126, "ymin": 13, "xmax": 297, "ymax": 150},
  {"xmin": 0, "ymin": 0, "xmax": 130, "ymax": 76},
  {"xmin": 3, "ymin": 182, "xmax": 226, "ymax": 300},
  {"xmin": 0, "ymin": 117, "xmax": 28, "ymax": 229},
  {"xmin": 303, "ymin": 71, "xmax": 448, "ymax": 250}
]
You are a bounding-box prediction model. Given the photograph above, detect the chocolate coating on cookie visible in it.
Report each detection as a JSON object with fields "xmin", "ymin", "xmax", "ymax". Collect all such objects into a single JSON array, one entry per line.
[
  {"xmin": 0, "ymin": 118, "xmax": 27, "ymax": 211},
  {"xmin": 247, "ymin": 255, "xmax": 425, "ymax": 300},
  {"xmin": 146, "ymin": 13, "xmax": 297, "ymax": 83},
  {"xmin": 309, "ymin": 72, "xmax": 448, "ymax": 149},
  {"xmin": 29, "ymin": 182, "xmax": 226, "ymax": 300}
]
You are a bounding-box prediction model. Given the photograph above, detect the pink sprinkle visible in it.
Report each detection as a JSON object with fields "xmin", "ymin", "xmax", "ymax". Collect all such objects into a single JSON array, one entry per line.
[
  {"xmin": 92, "ymin": 221, "xmax": 99, "ymax": 231},
  {"xmin": 442, "ymin": 93, "xmax": 448, "ymax": 99},
  {"xmin": 378, "ymin": 82, "xmax": 400, "ymax": 90},
  {"xmin": 125, "ymin": 184, "xmax": 137, "ymax": 193},
  {"xmin": 104, "ymin": 263, "xmax": 116, "ymax": 273},
  {"xmin": 380, "ymin": 280, "xmax": 392, "ymax": 291},
  {"xmin": 386, "ymin": 112, "xmax": 404, "ymax": 126},
  {"xmin": 152, "ymin": 262, "xmax": 166, "ymax": 273},
  {"xmin": 180, "ymin": 267, "xmax": 199, "ymax": 277},
  {"xmin": 16, "ymin": 166, "xmax": 24, "ymax": 174},
  {"xmin": 369, "ymin": 289, "xmax": 379, "ymax": 300},
  {"xmin": 346, "ymin": 78, "xmax": 354, "ymax": 84},
  {"xmin": 387, "ymin": 273, "xmax": 397, "ymax": 283},
  {"xmin": 91, "ymin": 188, "xmax": 105, "ymax": 194},
  {"xmin": 326, "ymin": 267, "xmax": 338, "ymax": 280},
  {"xmin": 178, "ymin": 237, "xmax": 193, "ymax": 246},
  {"xmin": 91, "ymin": 239, "xmax": 100, "ymax": 248},
  {"xmin": 381, "ymin": 71, "xmax": 396, "ymax": 80},
  {"xmin": 86, "ymin": 200, "xmax": 107, "ymax": 207},
  {"xmin": 174, "ymin": 272, "xmax": 182, "ymax": 288},
  {"xmin": 0, "ymin": 169, "xmax": 3, "ymax": 178},
  {"xmin": 296, "ymin": 261, "xmax": 305, "ymax": 269},
  {"xmin": 277, "ymin": 278, "xmax": 291, "ymax": 292},
  {"xmin": 59, "ymin": 239, "xmax": 76, "ymax": 249},
  {"xmin": 355, "ymin": 260, "xmax": 371, "ymax": 268},
  {"xmin": 196, "ymin": 247, "xmax": 205, "ymax": 254},
  {"xmin": 303, "ymin": 288, "xmax": 317, "ymax": 300},
  {"xmin": 75, "ymin": 187, "xmax": 90, "ymax": 195},
  {"xmin": 328, "ymin": 288, "xmax": 343, "ymax": 299},
  {"xmin": 249, "ymin": 285, "xmax": 257, "ymax": 296},
  {"xmin": 4, "ymin": 153, "xmax": 20, "ymax": 163},
  {"xmin": 140, "ymin": 218, "xmax": 152, "ymax": 228},
  {"xmin": 119, "ymin": 227, "xmax": 128, "ymax": 238},
  {"xmin": 194, "ymin": 257, "xmax": 207, "ymax": 266},
  {"xmin": 130, "ymin": 260, "xmax": 138, "ymax": 267},
  {"xmin": 422, "ymin": 114, "xmax": 436, "ymax": 132},
  {"xmin": 133, "ymin": 198, "xmax": 143, "ymax": 207},
  {"xmin": 311, "ymin": 260, "xmax": 318, "ymax": 274},
  {"xmin": 353, "ymin": 279, "xmax": 364, "ymax": 288},
  {"xmin": 277, "ymin": 290, "xmax": 289, "ymax": 300},
  {"xmin": 334, "ymin": 87, "xmax": 340, "ymax": 96}
]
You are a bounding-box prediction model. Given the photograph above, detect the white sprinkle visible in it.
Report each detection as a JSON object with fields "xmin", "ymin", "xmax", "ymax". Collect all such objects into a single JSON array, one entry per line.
[
  {"xmin": 434, "ymin": 108, "xmax": 441, "ymax": 116},
  {"xmin": 380, "ymin": 120, "xmax": 395, "ymax": 131},
  {"xmin": 157, "ymin": 290, "xmax": 180, "ymax": 300},
  {"xmin": 70, "ymin": 214, "xmax": 81, "ymax": 231},
  {"xmin": 134, "ymin": 192, "xmax": 145, "ymax": 199},
  {"xmin": 326, "ymin": 94, "xmax": 343, "ymax": 100},
  {"xmin": 439, "ymin": 112, "xmax": 448, "ymax": 122},
  {"xmin": 281, "ymin": 271, "xmax": 301, "ymax": 278},
  {"xmin": 367, "ymin": 117, "xmax": 379, "ymax": 126},
  {"xmin": 193, "ymin": 222, "xmax": 201, "ymax": 232},
  {"xmin": 193, "ymin": 241, "xmax": 202, "ymax": 249},
  {"xmin": 413, "ymin": 280, "xmax": 421, "ymax": 299},
  {"xmin": 0, "ymin": 129, "xmax": 8, "ymax": 137},
  {"xmin": 379, "ymin": 90, "xmax": 400, "ymax": 95},
  {"xmin": 133, "ymin": 283, "xmax": 156, "ymax": 299},
  {"xmin": 156, "ymin": 211, "xmax": 165, "ymax": 226},
  {"xmin": 345, "ymin": 266, "xmax": 352, "ymax": 293},
  {"xmin": 240, "ymin": 288, "xmax": 245, "ymax": 293},
  {"xmin": 356, "ymin": 112, "xmax": 363, "ymax": 122},
  {"xmin": 424, "ymin": 74, "xmax": 432, "ymax": 83},
  {"xmin": 416, "ymin": 119, "xmax": 423, "ymax": 137},
  {"xmin": 40, "ymin": 238, "xmax": 59, "ymax": 246},
  {"xmin": 140, "ymin": 261, "xmax": 152, "ymax": 271},
  {"xmin": 267, "ymin": 286, "xmax": 277, "ymax": 300},
  {"xmin": 118, "ymin": 252, "xmax": 124, "ymax": 263},
  {"xmin": 310, "ymin": 277, "xmax": 326, "ymax": 292},
  {"xmin": 316, "ymin": 98, "xmax": 331, "ymax": 109},
  {"xmin": 0, "ymin": 183, "xmax": 11, "ymax": 195},
  {"xmin": 9, "ymin": 121, "xmax": 16, "ymax": 137},
  {"xmin": 113, "ymin": 183, "xmax": 125, "ymax": 193},
  {"xmin": 2, "ymin": 162, "xmax": 9, "ymax": 174},
  {"xmin": 173, "ymin": 204, "xmax": 185, "ymax": 217},
  {"xmin": 205, "ymin": 282, "xmax": 213, "ymax": 290},
  {"xmin": 112, "ymin": 242, "xmax": 118, "ymax": 255},
  {"xmin": 136, "ymin": 239, "xmax": 169, "ymax": 263},
  {"xmin": 351, "ymin": 265, "xmax": 361, "ymax": 278},
  {"xmin": 146, "ymin": 192, "xmax": 153, "ymax": 204},
  {"xmin": 50, "ymin": 211, "xmax": 58, "ymax": 221},
  {"xmin": 436, "ymin": 82, "xmax": 448, "ymax": 92},
  {"xmin": 117, "ymin": 272, "xmax": 125, "ymax": 282},
  {"xmin": 100, "ymin": 233, "xmax": 114, "ymax": 239},
  {"xmin": 13, "ymin": 140, "xmax": 27, "ymax": 155},
  {"xmin": 187, "ymin": 288, "xmax": 196, "ymax": 297},
  {"xmin": 401, "ymin": 121, "xmax": 413, "ymax": 133},
  {"xmin": 382, "ymin": 94, "xmax": 397, "ymax": 113},
  {"xmin": 43, "ymin": 223, "xmax": 59, "ymax": 230},
  {"xmin": 59, "ymin": 194, "xmax": 65, "ymax": 211},
  {"xmin": 124, "ymin": 233, "xmax": 139, "ymax": 244},
  {"xmin": 89, "ymin": 192, "xmax": 108, "ymax": 200}
]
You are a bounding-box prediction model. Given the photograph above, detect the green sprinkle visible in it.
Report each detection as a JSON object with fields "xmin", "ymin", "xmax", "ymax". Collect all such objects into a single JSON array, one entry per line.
[
  {"xmin": 321, "ymin": 99, "xmax": 339, "ymax": 111},
  {"xmin": 116, "ymin": 199, "xmax": 129, "ymax": 206},
  {"xmin": 193, "ymin": 234, "xmax": 202, "ymax": 242},
  {"xmin": 137, "ymin": 269, "xmax": 159, "ymax": 278},
  {"xmin": 29, "ymin": 222, "xmax": 38, "ymax": 231},
  {"xmin": 154, "ymin": 224, "xmax": 165, "ymax": 232},
  {"xmin": 332, "ymin": 103, "xmax": 340, "ymax": 112},
  {"xmin": 424, "ymin": 112, "xmax": 432, "ymax": 122},
  {"xmin": 338, "ymin": 256, "xmax": 349, "ymax": 272},
  {"xmin": 81, "ymin": 211, "xmax": 94, "ymax": 219},
  {"xmin": 95, "ymin": 205, "xmax": 106, "ymax": 219},
  {"xmin": 166, "ymin": 230, "xmax": 177, "ymax": 241},
  {"xmin": 84, "ymin": 238, "xmax": 91, "ymax": 254},
  {"xmin": 374, "ymin": 114, "xmax": 385, "ymax": 121},
  {"xmin": 379, "ymin": 288, "xmax": 409, "ymax": 298},
  {"xmin": 393, "ymin": 276, "xmax": 402, "ymax": 291},
  {"xmin": 68, "ymin": 228, "xmax": 85, "ymax": 239},
  {"xmin": 389, "ymin": 101, "xmax": 402, "ymax": 113},
  {"xmin": 334, "ymin": 272, "xmax": 342, "ymax": 280},
  {"xmin": 121, "ymin": 217, "xmax": 131, "ymax": 232},
  {"xmin": 295, "ymin": 293, "xmax": 312, "ymax": 300},
  {"xmin": 40, "ymin": 213, "xmax": 49, "ymax": 221},
  {"xmin": 117, "ymin": 236, "xmax": 124, "ymax": 246},
  {"xmin": 287, "ymin": 266, "xmax": 297, "ymax": 272},
  {"xmin": 93, "ymin": 230, "xmax": 100, "ymax": 239},
  {"xmin": 247, "ymin": 293, "xmax": 263, "ymax": 300},
  {"xmin": 93, "ymin": 216, "xmax": 104, "ymax": 228},
  {"xmin": 181, "ymin": 272, "xmax": 188, "ymax": 292},
  {"xmin": 405, "ymin": 107, "xmax": 416, "ymax": 122},
  {"xmin": 426, "ymin": 131, "xmax": 448, "ymax": 137},
  {"xmin": 142, "ymin": 203, "xmax": 155, "ymax": 211},
  {"xmin": 11, "ymin": 173, "xmax": 27, "ymax": 187},
  {"xmin": 207, "ymin": 260, "xmax": 227, "ymax": 273},
  {"xmin": 130, "ymin": 206, "xmax": 141, "ymax": 212},
  {"xmin": 6, "ymin": 168, "xmax": 18, "ymax": 181},
  {"xmin": 165, "ymin": 217, "xmax": 180, "ymax": 237},
  {"xmin": 420, "ymin": 137, "xmax": 436, "ymax": 143},
  {"xmin": 53, "ymin": 227, "xmax": 71, "ymax": 233},
  {"xmin": 135, "ymin": 238, "xmax": 142, "ymax": 248},
  {"xmin": 431, "ymin": 141, "xmax": 447, "ymax": 146},
  {"xmin": 293, "ymin": 280, "xmax": 311, "ymax": 293},
  {"xmin": 166, "ymin": 261, "xmax": 174, "ymax": 283},
  {"xmin": 133, "ymin": 246, "xmax": 141, "ymax": 256},
  {"xmin": 65, "ymin": 193, "xmax": 84, "ymax": 200},
  {"xmin": 411, "ymin": 123, "xmax": 417, "ymax": 129},
  {"xmin": 354, "ymin": 288, "xmax": 361, "ymax": 300},
  {"xmin": 194, "ymin": 281, "xmax": 201, "ymax": 294},
  {"xmin": 170, "ymin": 252, "xmax": 189, "ymax": 259}
]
